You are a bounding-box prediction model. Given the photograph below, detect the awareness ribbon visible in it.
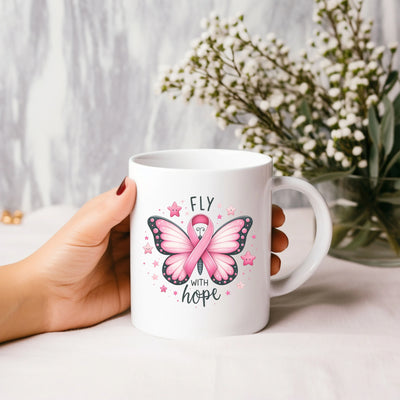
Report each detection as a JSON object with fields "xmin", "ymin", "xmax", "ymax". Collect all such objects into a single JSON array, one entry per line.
[{"xmin": 183, "ymin": 214, "xmax": 218, "ymax": 277}]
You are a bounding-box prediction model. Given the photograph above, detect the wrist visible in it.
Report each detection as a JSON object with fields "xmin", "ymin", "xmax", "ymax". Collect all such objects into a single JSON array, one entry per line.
[{"xmin": 0, "ymin": 259, "xmax": 50, "ymax": 342}]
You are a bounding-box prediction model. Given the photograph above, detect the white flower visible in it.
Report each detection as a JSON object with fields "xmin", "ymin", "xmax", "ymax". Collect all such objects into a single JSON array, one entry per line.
[
  {"xmin": 303, "ymin": 139, "xmax": 316, "ymax": 151},
  {"xmin": 326, "ymin": 116, "xmax": 338, "ymax": 126},
  {"xmin": 343, "ymin": 39, "xmax": 355, "ymax": 49},
  {"xmin": 181, "ymin": 85, "xmax": 192, "ymax": 97},
  {"xmin": 373, "ymin": 46, "xmax": 385, "ymax": 58},
  {"xmin": 332, "ymin": 101, "xmax": 343, "ymax": 111},
  {"xmin": 299, "ymin": 82, "xmax": 309, "ymax": 94},
  {"xmin": 200, "ymin": 18, "xmax": 209, "ymax": 29},
  {"xmin": 346, "ymin": 113, "xmax": 357, "ymax": 125},
  {"xmin": 341, "ymin": 127, "xmax": 351, "ymax": 137},
  {"xmin": 354, "ymin": 130, "xmax": 365, "ymax": 141},
  {"xmin": 197, "ymin": 43, "xmax": 209, "ymax": 57},
  {"xmin": 243, "ymin": 59, "xmax": 258, "ymax": 75},
  {"xmin": 293, "ymin": 154, "xmax": 305, "ymax": 169},
  {"xmin": 366, "ymin": 41, "xmax": 375, "ymax": 50},
  {"xmin": 328, "ymin": 88, "xmax": 341, "ymax": 98},
  {"xmin": 327, "ymin": 140, "xmax": 335, "ymax": 157},
  {"xmin": 389, "ymin": 42, "xmax": 398, "ymax": 51},
  {"xmin": 304, "ymin": 124, "xmax": 314, "ymax": 134},
  {"xmin": 352, "ymin": 146, "xmax": 363, "ymax": 156},
  {"xmin": 226, "ymin": 105, "xmax": 237, "ymax": 115},
  {"xmin": 299, "ymin": 48, "xmax": 307, "ymax": 58},
  {"xmin": 217, "ymin": 118, "xmax": 227, "ymax": 130},
  {"xmin": 349, "ymin": 60, "xmax": 365, "ymax": 71},
  {"xmin": 330, "ymin": 73, "xmax": 341, "ymax": 83},
  {"xmin": 366, "ymin": 95, "xmax": 378, "ymax": 107},
  {"xmin": 326, "ymin": 0, "xmax": 341, "ymax": 11},
  {"xmin": 320, "ymin": 59, "xmax": 331, "ymax": 69},
  {"xmin": 293, "ymin": 115, "xmax": 306, "ymax": 128},
  {"xmin": 293, "ymin": 170, "xmax": 302, "ymax": 177},
  {"xmin": 248, "ymin": 117, "xmax": 258, "ymax": 127},
  {"xmin": 338, "ymin": 119, "xmax": 349, "ymax": 129},
  {"xmin": 341, "ymin": 158, "xmax": 351, "ymax": 168},
  {"xmin": 234, "ymin": 128, "xmax": 243, "ymax": 138},
  {"xmin": 358, "ymin": 160, "xmax": 368, "ymax": 168},
  {"xmin": 266, "ymin": 32, "xmax": 276, "ymax": 42},
  {"xmin": 367, "ymin": 61, "xmax": 378, "ymax": 71},
  {"xmin": 334, "ymin": 152, "xmax": 345, "ymax": 162},
  {"xmin": 270, "ymin": 93, "xmax": 285, "ymax": 108},
  {"xmin": 223, "ymin": 37, "xmax": 235, "ymax": 48},
  {"xmin": 259, "ymin": 100, "xmax": 269, "ymax": 112},
  {"xmin": 331, "ymin": 129, "xmax": 341, "ymax": 139}
]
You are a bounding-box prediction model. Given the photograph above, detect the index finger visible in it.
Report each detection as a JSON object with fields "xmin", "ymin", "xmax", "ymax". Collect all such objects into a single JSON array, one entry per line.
[{"xmin": 272, "ymin": 204, "xmax": 285, "ymax": 228}]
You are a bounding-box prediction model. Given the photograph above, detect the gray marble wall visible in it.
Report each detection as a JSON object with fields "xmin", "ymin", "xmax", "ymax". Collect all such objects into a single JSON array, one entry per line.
[{"xmin": 1, "ymin": 0, "xmax": 399, "ymax": 211}]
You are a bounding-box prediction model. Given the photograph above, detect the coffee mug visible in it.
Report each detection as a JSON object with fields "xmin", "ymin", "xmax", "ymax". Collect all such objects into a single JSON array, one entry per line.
[{"xmin": 129, "ymin": 149, "xmax": 331, "ymax": 338}]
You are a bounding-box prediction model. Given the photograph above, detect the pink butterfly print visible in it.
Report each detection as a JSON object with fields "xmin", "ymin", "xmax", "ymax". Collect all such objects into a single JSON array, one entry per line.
[{"xmin": 147, "ymin": 214, "xmax": 253, "ymax": 286}]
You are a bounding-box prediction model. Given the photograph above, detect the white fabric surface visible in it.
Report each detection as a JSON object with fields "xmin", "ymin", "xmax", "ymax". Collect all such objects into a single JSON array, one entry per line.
[{"xmin": 0, "ymin": 206, "xmax": 399, "ymax": 400}]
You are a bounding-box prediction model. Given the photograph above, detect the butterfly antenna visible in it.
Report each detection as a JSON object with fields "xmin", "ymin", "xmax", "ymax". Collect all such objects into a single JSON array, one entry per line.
[{"xmin": 196, "ymin": 227, "xmax": 205, "ymax": 275}]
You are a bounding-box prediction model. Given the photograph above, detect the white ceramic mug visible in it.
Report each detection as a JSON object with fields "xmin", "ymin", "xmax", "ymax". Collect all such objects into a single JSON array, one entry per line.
[{"xmin": 129, "ymin": 149, "xmax": 332, "ymax": 338}]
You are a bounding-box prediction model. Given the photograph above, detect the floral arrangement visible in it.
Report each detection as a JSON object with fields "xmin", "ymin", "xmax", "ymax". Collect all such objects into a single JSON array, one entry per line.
[{"xmin": 158, "ymin": 0, "xmax": 400, "ymax": 260}]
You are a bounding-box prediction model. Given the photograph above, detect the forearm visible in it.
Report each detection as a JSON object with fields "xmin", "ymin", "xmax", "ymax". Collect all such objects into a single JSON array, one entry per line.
[{"xmin": 0, "ymin": 260, "xmax": 49, "ymax": 343}]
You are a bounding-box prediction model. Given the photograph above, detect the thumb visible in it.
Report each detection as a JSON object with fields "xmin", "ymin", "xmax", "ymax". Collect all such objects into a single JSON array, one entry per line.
[{"xmin": 62, "ymin": 177, "xmax": 136, "ymax": 246}]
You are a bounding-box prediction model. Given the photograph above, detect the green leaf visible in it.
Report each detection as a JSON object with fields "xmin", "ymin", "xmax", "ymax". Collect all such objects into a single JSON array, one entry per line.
[
  {"xmin": 368, "ymin": 107, "xmax": 380, "ymax": 177},
  {"xmin": 377, "ymin": 190, "xmax": 400, "ymax": 205},
  {"xmin": 381, "ymin": 96, "xmax": 395, "ymax": 159},
  {"xmin": 369, "ymin": 144, "xmax": 379, "ymax": 178},
  {"xmin": 331, "ymin": 225, "xmax": 350, "ymax": 248},
  {"xmin": 383, "ymin": 149, "xmax": 400, "ymax": 177},
  {"xmin": 342, "ymin": 221, "xmax": 374, "ymax": 250},
  {"xmin": 299, "ymin": 100, "xmax": 312, "ymax": 123},
  {"xmin": 393, "ymin": 92, "xmax": 400, "ymax": 126},
  {"xmin": 382, "ymin": 70, "xmax": 399, "ymax": 95},
  {"xmin": 308, "ymin": 167, "xmax": 355, "ymax": 184},
  {"xmin": 368, "ymin": 106, "xmax": 380, "ymax": 146}
]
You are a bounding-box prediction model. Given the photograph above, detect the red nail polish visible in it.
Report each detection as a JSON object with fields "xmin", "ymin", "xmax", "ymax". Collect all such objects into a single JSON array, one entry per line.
[{"xmin": 116, "ymin": 177, "xmax": 127, "ymax": 195}]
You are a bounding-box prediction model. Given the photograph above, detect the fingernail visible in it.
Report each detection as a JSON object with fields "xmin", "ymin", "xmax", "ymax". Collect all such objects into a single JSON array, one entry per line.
[{"xmin": 116, "ymin": 177, "xmax": 127, "ymax": 195}]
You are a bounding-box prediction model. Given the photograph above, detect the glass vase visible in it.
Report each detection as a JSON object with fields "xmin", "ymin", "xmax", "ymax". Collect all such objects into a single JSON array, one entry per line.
[{"xmin": 316, "ymin": 175, "xmax": 400, "ymax": 267}]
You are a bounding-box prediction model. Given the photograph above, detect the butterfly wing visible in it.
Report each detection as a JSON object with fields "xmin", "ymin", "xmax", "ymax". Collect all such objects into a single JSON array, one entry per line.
[
  {"xmin": 206, "ymin": 216, "xmax": 253, "ymax": 285},
  {"xmin": 147, "ymin": 216, "xmax": 193, "ymax": 285}
]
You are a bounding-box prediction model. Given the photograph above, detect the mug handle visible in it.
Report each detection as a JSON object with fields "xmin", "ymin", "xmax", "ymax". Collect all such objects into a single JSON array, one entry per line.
[{"xmin": 270, "ymin": 176, "xmax": 332, "ymax": 297}]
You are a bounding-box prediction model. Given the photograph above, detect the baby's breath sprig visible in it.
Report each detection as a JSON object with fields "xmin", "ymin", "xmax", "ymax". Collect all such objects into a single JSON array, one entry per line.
[{"xmin": 158, "ymin": 0, "xmax": 399, "ymax": 181}]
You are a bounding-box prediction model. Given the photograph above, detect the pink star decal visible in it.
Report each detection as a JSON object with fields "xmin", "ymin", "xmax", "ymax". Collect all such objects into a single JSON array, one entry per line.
[
  {"xmin": 153, "ymin": 260, "xmax": 159, "ymax": 267},
  {"xmin": 237, "ymin": 281, "xmax": 245, "ymax": 289},
  {"xmin": 160, "ymin": 285, "xmax": 167, "ymax": 293},
  {"xmin": 217, "ymin": 214, "xmax": 222, "ymax": 219},
  {"xmin": 252, "ymin": 235, "xmax": 256, "ymax": 239},
  {"xmin": 167, "ymin": 201, "xmax": 182, "ymax": 217},
  {"xmin": 143, "ymin": 242, "xmax": 153, "ymax": 254},
  {"xmin": 173, "ymin": 291, "xmax": 178, "ymax": 296},
  {"xmin": 241, "ymin": 251, "xmax": 256, "ymax": 266},
  {"xmin": 152, "ymin": 274, "xmax": 158, "ymax": 280},
  {"xmin": 145, "ymin": 236, "xmax": 149, "ymax": 240},
  {"xmin": 226, "ymin": 290, "xmax": 231, "ymax": 295},
  {"xmin": 227, "ymin": 206, "xmax": 236, "ymax": 215}
]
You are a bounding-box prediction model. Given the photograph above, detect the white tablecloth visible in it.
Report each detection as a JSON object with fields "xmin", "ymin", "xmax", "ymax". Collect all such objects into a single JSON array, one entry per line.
[{"xmin": 0, "ymin": 207, "xmax": 399, "ymax": 400}]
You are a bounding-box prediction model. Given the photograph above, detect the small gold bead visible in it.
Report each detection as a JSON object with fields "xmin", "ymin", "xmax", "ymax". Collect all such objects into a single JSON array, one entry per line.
[
  {"xmin": 2, "ymin": 215, "xmax": 12, "ymax": 224},
  {"xmin": 13, "ymin": 210, "xmax": 24, "ymax": 218},
  {"xmin": 1, "ymin": 210, "xmax": 11, "ymax": 219},
  {"xmin": 12, "ymin": 216, "xmax": 22, "ymax": 225}
]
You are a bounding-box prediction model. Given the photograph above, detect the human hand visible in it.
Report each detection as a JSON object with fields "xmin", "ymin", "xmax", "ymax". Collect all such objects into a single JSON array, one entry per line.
[
  {"xmin": 0, "ymin": 178, "xmax": 288, "ymax": 341},
  {"xmin": 39, "ymin": 181, "xmax": 287, "ymax": 331}
]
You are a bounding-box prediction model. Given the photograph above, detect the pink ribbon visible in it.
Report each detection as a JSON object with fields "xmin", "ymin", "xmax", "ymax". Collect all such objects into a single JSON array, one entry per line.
[{"xmin": 183, "ymin": 214, "xmax": 218, "ymax": 277}]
